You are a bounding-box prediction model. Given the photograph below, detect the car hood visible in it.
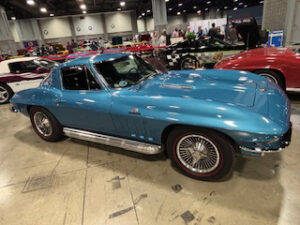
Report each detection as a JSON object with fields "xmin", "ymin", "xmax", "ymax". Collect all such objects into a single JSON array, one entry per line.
[
  {"xmin": 137, "ymin": 70, "xmax": 266, "ymax": 107},
  {"xmin": 215, "ymin": 47, "xmax": 294, "ymax": 68}
]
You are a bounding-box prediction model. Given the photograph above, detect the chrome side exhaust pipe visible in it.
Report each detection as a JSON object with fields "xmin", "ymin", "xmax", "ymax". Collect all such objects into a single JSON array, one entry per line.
[{"xmin": 63, "ymin": 128, "xmax": 162, "ymax": 155}]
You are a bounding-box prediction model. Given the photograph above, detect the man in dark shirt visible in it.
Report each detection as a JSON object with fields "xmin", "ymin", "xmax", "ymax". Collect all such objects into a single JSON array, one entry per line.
[{"xmin": 208, "ymin": 23, "xmax": 219, "ymax": 39}]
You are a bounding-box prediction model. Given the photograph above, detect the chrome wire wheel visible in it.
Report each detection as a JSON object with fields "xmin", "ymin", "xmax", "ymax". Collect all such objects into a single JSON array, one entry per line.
[
  {"xmin": 260, "ymin": 73, "xmax": 278, "ymax": 84},
  {"xmin": 0, "ymin": 86, "xmax": 9, "ymax": 103},
  {"xmin": 33, "ymin": 112, "xmax": 53, "ymax": 137},
  {"xmin": 176, "ymin": 135, "xmax": 220, "ymax": 174}
]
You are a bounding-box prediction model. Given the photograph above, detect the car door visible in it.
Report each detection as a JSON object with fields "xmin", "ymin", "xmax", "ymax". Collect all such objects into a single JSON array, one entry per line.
[
  {"xmin": 7, "ymin": 61, "xmax": 45, "ymax": 93},
  {"xmin": 54, "ymin": 65, "xmax": 115, "ymax": 134}
]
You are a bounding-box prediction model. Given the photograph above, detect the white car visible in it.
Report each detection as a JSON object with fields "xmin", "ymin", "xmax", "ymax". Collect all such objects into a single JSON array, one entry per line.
[{"xmin": 0, "ymin": 57, "xmax": 57, "ymax": 104}]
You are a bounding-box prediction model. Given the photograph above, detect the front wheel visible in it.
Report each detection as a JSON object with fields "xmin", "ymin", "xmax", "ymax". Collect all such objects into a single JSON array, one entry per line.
[
  {"xmin": 29, "ymin": 106, "xmax": 63, "ymax": 142},
  {"xmin": 167, "ymin": 127, "xmax": 234, "ymax": 181}
]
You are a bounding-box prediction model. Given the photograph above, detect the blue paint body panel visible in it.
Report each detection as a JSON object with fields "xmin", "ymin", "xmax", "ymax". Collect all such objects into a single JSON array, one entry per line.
[{"xmin": 11, "ymin": 53, "xmax": 291, "ymax": 153}]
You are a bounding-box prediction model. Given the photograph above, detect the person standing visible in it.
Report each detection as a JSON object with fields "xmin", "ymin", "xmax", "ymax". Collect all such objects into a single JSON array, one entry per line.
[
  {"xmin": 71, "ymin": 39, "xmax": 78, "ymax": 53},
  {"xmin": 197, "ymin": 26, "xmax": 204, "ymax": 39},
  {"xmin": 152, "ymin": 31, "xmax": 160, "ymax": 56},
  {"xmin": 208, "ymin": 23, "xmax": 219, "ymax": 39},
  {"xmin": 159, "ymin": 30, "xmax": 167, "ymax": 46},
  {"xmin": 185, "ymin": 26, "xmax": 196, "ymax": 42},
  {"xmin": 99, "ymin": 37, "xmax": 105, "ymax": 53},
  {"xmin": 172, "ymin": 28, "xmax": 179, "ymax": 38},
  {"xmin": 229, "ymin": 23, "xmax": 238, "ymax": 44},
  {"xmin": 67, "ymin": 42, "xmax": 73, "ymax": 54}
]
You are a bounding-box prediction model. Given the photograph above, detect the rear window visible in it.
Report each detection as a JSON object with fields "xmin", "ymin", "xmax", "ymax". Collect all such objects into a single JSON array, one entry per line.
[{"xmin": 61, "ymin": 66, "xmax": 101, "ymax": 91}]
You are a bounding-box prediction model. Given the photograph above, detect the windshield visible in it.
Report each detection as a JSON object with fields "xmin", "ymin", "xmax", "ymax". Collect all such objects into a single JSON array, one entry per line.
[
  {"xmin": 33, "ymin": 58, "xmax": 58, "ymax": 70},
  {"xmin": 94, "ymin": 55, "xmax": 157, "ymax": 89}
]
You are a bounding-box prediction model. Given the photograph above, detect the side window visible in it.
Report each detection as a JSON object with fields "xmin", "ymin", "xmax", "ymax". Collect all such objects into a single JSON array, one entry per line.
[
  {"xmin": 61, "ymin": 66, "xmax": 101, "ymax": 91},
  {"xmin": 9, "ymin": 62, "xmax": 26, "ymax": 74},
  {"xmin": 9, "ymin": 61, "xmax": 38, "ymax": 74}
]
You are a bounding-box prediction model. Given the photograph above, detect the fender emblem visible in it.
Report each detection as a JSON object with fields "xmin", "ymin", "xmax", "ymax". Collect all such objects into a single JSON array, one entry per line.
[{"xmin": 129, "ymin": 108, "xmax": 140, "ymax": 115}]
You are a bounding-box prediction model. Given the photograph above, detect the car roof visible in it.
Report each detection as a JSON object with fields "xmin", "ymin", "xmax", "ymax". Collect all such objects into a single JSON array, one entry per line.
[
  {"xmin": 59, "ymin": 53, "xmax": 129, "ymax": 68},
  {"xmin": 0, "ymin": 57, "xmax": 38, "ymax": 64}
]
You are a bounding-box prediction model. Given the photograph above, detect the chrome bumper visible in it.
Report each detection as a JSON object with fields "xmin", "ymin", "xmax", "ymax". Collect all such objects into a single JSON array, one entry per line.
[
  {"xmin": 240, "ymin": 147, "xmax": 285, "ymax": 157},
  {"xmin": 240, "ymin": 123, "xmax": 292, "ymax": 157}
]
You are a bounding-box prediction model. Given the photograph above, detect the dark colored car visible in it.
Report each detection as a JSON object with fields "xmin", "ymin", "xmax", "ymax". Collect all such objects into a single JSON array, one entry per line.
[{"xmin": 161, "ymin": 18, "xmax": 267, "ymax": 70}]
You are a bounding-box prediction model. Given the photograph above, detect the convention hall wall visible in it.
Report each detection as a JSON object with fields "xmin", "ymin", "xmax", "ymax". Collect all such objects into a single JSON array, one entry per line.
[{"xmin": 8, "ymin": 9, "xmax": 227, "ymax": 48}]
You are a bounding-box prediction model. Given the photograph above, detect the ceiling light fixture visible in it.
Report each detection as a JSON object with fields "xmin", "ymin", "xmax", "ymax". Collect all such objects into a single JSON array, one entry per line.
[
  {"xmin": 40, "ymin": 7, "xmax": 47, "ymax": 13},
  {"xmin": 177, "ymin": 12, "xmax": 181, "ymax": 15},
  {"xmin": 120, "ymin": 1, "xmax": 125, "ymax": 6},
  {"xmin": 82, "ymin": 10, "xmax": 87, "ymax": 14},
  {"xmin": 26, "ymin": 0, "xmax": 35, "ymax": 5},
  {"xmin": 80, "ymin": 4, "xmax": 87, "ymax": 10},
  {"xmin": 178, "ymin": 3, "xmax": 183, "ymax": 6},
  {"xmin": 165, "ymin": 0, "xmax": 169, "ymax": 2},
  {"xmin": 147, "ymin": 9, "xmax": 151, "ymax": 13},
  {"xmin": 50, "ymin": 13, "xmax": 54, "ymax": 17},
  {"xmin": 11, "ymin": 17, "xmax": 16, "ymax": 20}
]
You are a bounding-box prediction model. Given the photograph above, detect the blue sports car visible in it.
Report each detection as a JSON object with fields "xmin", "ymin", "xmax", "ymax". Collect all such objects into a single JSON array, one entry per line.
[{"xmin": 10, "ymin": 53, "xmax": 292, "ymax": 181}]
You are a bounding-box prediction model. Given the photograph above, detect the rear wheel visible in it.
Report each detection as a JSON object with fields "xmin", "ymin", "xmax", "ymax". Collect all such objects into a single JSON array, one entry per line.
[
  {"xmin": 29, "ymin": 106, "xmax": 63, "ymax": 142},
  {"xmin": 0, "ymin": 83, "xmax": 13, "ymax": 104},
  {"xmin": 255, "ymin": 70, "xmax": 285, "ymax": 90},
  {"xmin": 167, "ymin": 127, "xmax": 234, "ymax": 181}
]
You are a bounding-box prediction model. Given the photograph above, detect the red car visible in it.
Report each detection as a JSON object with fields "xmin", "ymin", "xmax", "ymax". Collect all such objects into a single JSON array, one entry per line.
[{"xmin": 215, "ymin": 47, "xmax": 300, "ymax": 91}]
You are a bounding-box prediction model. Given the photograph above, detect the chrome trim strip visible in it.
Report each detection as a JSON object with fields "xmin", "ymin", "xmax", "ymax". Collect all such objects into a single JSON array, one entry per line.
[
  {"xmin": 287, "ymin": 88, "xmax": 300, "ymax": 92},
  {"xmin": 63, "ymin": 128, "xmax": 162, "ymax": 155}
]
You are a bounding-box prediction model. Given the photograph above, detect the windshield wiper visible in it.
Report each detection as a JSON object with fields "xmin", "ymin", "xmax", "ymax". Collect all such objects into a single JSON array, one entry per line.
[{"xmin": 135, "ymin": 72, "xmax": 159, "ymax": 90}]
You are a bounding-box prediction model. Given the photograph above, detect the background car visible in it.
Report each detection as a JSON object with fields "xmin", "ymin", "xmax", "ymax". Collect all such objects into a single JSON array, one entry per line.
[
  {"xmin": 10, "ymin": 53, "xmax": 291, "ymax": 181},
  {"xmin": 160, "ymin": 18, "xmax": 267, "ymax": 70},
  {"xmin": 215, "ymin": 47, "xmax": 300, "ymax": 91},
  {"xmin": 0, "ymin": 57, "xmax": 58, "ymax": 104}
]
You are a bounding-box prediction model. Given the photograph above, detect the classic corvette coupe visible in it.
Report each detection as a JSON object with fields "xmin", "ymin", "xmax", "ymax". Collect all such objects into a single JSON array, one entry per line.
[
  {"xmin": 0, "ymin": 57, "xmax": 58, "ymax": 104},
  {"xmin": 10, "ymin": 53, "xmax": 291, "ymax": 181},
  {"xmin": 215, "ymin": 47, "xmax": 300, "ymax": 91}
]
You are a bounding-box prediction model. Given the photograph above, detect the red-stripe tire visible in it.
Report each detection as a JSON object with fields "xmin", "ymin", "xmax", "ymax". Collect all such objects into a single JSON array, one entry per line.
[{"xmin": 167, "ymin": 127, "xmax": 235, "ymax": 181}]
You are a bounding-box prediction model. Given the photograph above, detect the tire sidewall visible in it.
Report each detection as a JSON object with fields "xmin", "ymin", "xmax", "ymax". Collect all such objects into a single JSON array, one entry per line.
[{"xmin": 0, "ymin": 83, "xmax": 13, "ymax": 104}]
